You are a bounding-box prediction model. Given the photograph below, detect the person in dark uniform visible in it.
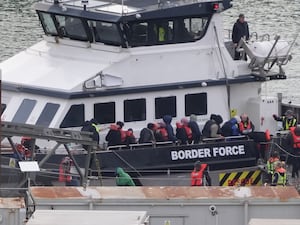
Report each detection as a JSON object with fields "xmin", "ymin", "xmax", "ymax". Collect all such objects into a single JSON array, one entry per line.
[
  {"xmin": 273, "ymin": 110, "xmax": 297, "ymax": 130},
  {"xmin": 81, "ymin": 118, "xmax": 100, "ymax": 150},
  {"xmin": 232, "ymin": 14, "xmax": 250, "ymax": 60}
]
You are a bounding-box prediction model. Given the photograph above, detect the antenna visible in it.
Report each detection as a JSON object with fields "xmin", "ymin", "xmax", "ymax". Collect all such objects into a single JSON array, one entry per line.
[{"xmin": 121, "ymin": 0, "xmax": 124, "ymax": 16}]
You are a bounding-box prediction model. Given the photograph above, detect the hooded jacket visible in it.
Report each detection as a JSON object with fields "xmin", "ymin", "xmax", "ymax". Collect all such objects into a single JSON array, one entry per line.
[
  {"xmin": 189, "ymin": 115, "xmax": 201, "ymax": 143},
  {"xmin": 221, "ymin": 118, "xmax": 241, "ymax": 137},
  {"xmin": 163, "ymin": 115, "xmax": 177, "ymax": 142},
  {"xmin": 116, "ymin": 167, "xmax": 135, "ymax": 186},
  {"xmin": 232, "ymin": 19, "xmax": 249, "ymax": 44}
]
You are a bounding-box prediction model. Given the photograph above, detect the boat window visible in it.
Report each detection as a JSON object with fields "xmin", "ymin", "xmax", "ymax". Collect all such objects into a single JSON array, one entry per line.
[
  {"xmin": 128, "ymin": 20, "xmax": 174, "ymax": 47},
  {"xmin": 36, "ymin": 103, "xmax": 60, "ymax": 127},
  {"xmin": 185, "ymin": 93, "xmax": 207, "ymax": 116},
  {"xmin": 12, "ymin": 99, "xmax": 37, "ymax": 123},
  {"xmin": 91, "ymin": 21, "xmax": 122, "ymax": 46},
  {"xmin": 1, "ymin": 104, "xmax": 6, "ymax": 115},
  {"xmin": 94, "ymin": 102, "xmax": 115, "ymax": 124},
  {"xmin": 127, "ymin": 17, "xmax": 209, "ymax": 47},
  {"xmin": 124, "ymin": 99, "xmax": 146, "ymax": 122},
  {"xmin": 155, "ymin": 96, "xmax": 177, "ymax": 119},
  {"xmin": 129, "ymin": 22, "xmax": 148, "ymax": 47},
  {"xmin": 38, "ymin": 12, "xmax": 58, "ymax": 35},
  {"xmin": 55, "ymin": 15, "xmax": 88, "ymax": 41},
  {"xmin": 60, "ymin": 104, "xmax": 85, "ymax": 128},
  {"xmin": 182, "ymin": 18, "xmax": 208, "ymax": 41}
]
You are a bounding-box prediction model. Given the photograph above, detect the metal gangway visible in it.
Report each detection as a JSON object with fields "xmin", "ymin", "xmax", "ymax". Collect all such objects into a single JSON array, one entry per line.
[{"xmin": 0, "ymin": 121, "xmax": 98, "ymax": 187}]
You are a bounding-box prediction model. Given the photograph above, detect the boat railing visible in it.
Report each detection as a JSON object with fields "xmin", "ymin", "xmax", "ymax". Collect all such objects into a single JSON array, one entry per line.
[
  {"xmin": 106, "ymin": 136, "xmax": 249, "ymax": 151},
  {"xmin": 224, "ymin": 29, "xmax": 268, "ymax": 42},
  {"xmin": 106, "ymin": 141, "xmax": 176, "ymax": 151},
  {"xmin": 202, "ymin": 135, "xmax": 247, "ymax": 143}
]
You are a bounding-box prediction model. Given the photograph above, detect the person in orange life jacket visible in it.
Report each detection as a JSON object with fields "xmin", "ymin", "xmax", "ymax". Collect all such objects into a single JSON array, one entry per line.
[
  {"xmin": 125, "ymin": 128, "xmax": 136, "ymax": 146},
  {"xmin": 189, "ymin": 114, "xmax": 202, "ymax": 144},
  {"xmin": 271, "ymin": 161, "xmax": 287, "ymax": 186},
  {"xmin": 239, "ymin": 113, "xmax": 255, "ymax": 135},
  {"xmin": 163, "ymin": 115, "xmax": 177, "ymax": 142},
  {"xmin": 191, "ymin": 161, "xmax": 211, "ymax": 186},
  {"xmin": 273, "ymin": 110, "xmax": 297, "ymax": 130},
  {"xmin": 154, "ymin": 122, "xmax": 166, "ymax": 142},
  {"xmin": 176, "ymin": 118, "xmax": 193, "ymax": 144},
  {"xmin": 105, "ymin": 121, "xmax": 125, "ymax": 147},
  {"xmin": 287, "ymin": 125, "xmax": 300, "ymax": 179}
]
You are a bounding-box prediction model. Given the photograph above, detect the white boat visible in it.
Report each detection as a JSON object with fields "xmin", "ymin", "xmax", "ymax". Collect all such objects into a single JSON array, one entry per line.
[{"xmin": 0, "ymin": 0, "xmax": 295, "ymax": 185}]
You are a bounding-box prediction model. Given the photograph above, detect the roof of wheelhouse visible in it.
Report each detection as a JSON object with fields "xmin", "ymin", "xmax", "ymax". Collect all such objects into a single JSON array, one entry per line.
[{"xmin": 35, "ymin": 0, "xmax": 233, "ymax": 23}]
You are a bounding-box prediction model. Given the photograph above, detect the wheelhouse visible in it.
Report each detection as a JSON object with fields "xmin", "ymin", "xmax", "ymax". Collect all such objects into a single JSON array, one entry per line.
[{"xmin": 35, "ymin": 0, "xmax": 232, "ymax": 47}]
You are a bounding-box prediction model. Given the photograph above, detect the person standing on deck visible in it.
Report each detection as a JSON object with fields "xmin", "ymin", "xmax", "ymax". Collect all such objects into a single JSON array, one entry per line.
[
  {"xmin": 239, "ymin": 113, "xmax": 255, "ymax": 135},
  {"xmin": 287, "ymin": 125, "xmax": 300, "ymax": 182},
  {"xmin": 191, "ymin": 161, "xmax": 211, "ymax": 186},
  {"xmin": 189, "ymin": 114, "xmax": 202, "ymax": 144},
  {"xmin": 163, "ymin": 115, "xmax": 177, "ymax": 142},
  {"xmin": 81, "ymin": 118, "xmax": 100, "ymax": 150},
  {"xmin": 273, "ymin": 110, "xmax": 297, "ymax": 130},
  {"xmin": 232, "ymin": 13, "xmax": 249, "ymax": 60},
  {"xmin": 116, "ymin": 167, "xmax": 136, "ymax": 186}
]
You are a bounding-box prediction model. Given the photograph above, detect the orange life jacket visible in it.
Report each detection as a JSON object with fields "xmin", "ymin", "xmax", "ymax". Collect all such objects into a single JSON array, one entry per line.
[
  {"xmin": 58, "ymin": 157, "xmax": 72, "ymax": 182},
  {"xmin": 183, "ymin": 125, "xmax": 192, "ymax": 140},
  {"xmin": 120, "ymin": 129, "xmax": 127, "ymax": 143},
  {"xmin": 158, "ymin": 127, "xmax": 168, "ymax": 141},
  {"xmin": 239, "ymin": 121, "xmax": 252, "ymax": 132},
  {"xmin": 191, "ymin": 164, "xmax": 208, "ymax": 186},
  {"xmin": 290, "ymin": 127, "xmax": 300, "ymax": 149}
]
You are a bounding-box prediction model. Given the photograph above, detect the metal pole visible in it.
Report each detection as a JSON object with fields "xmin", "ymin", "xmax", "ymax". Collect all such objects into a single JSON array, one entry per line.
[
  {"xmin": 38, "ymin": 143, "xmax": 61, "ymax": 167},
  {"xmin": 244, "ymin": 200, "xmax": 249, "ymax": 225},
  {"xmin": 83, "ymin": 145, "xmax": 92, "ymax": 186},
  {"xmin": 63, "ymin": 144, "xmax": 84, "ymax": 182}
]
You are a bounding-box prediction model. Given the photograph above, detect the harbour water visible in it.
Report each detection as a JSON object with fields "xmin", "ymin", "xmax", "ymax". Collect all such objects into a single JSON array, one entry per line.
[{"xmin": 0, "ymin": 0, "xmax": 299, "ymax": 102}]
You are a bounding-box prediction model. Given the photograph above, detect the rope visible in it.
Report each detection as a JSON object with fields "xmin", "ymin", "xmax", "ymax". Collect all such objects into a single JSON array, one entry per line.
[
  {"xmin": 271, "ymin": 142, "xmax": 300, "ymax": 158},
  {"xmin": 214, "ymin": 24, "xmax": 231, "ymax": 117},
  {"xmin": 111, "ymin": 150, "xmax": 142, "ymax": 177}
]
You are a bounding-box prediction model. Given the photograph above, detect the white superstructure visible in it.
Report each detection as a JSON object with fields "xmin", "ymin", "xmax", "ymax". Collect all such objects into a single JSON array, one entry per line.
[{"xmin": 0, "ymin": 0, "xmax": 293, "ymax": 146}]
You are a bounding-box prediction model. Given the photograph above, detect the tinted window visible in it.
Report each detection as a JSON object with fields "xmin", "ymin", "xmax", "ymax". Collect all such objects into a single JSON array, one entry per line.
[
  {"xmin": 39, "ymin": 12, "xmax": 58, "ymax": 35},
  {"xmin": 185, "ymin": 93, "xmax": 207, "ymax": 116},
  {"xmin": 1, "ymin": 104, "xmax": 6, "ymax": 115},
  {"xmin": 129, "ymin": 22, "xmax": 148, "ymax": 46},
  {"xmin": 127, "ymin": 17, "xmax": 209, "ymax": 47},
  {"xmin": 155, "ymin": 96, "xmax": 176, "ymax": 119},
  {"xmin": 183, "ymin": 17, "xmax": 208, "ymax": 40},
  {"xmin": 93, "ymin": 21, "xmax": 122, "ymax": 45},
  {"xmin": 36, "ymin": 103, "xmax": 60, "ymax": 127},
  {"xmin": 124, "ymin": 99, "xmax": 146, "ymax": 122},
  {"xmin": 12, "ymin": 99, "xmax": 37, "ymax": 123},
  {"xmin": 94, "ymin": 102, "xmax": 115, "ymax": 124},
  {"xmin": 55, "ymin": 15, "xmax": 88, "ymax": 41},
  {"xmin": 60, "ymin": 104, "xmax": 85, "ymax": 128}
]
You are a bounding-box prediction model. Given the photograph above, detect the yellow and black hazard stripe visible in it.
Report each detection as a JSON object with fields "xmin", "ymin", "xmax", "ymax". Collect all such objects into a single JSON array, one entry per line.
[{"xmin": 219, "ymin": 170, "xmax": 262, "ymax": 186}]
